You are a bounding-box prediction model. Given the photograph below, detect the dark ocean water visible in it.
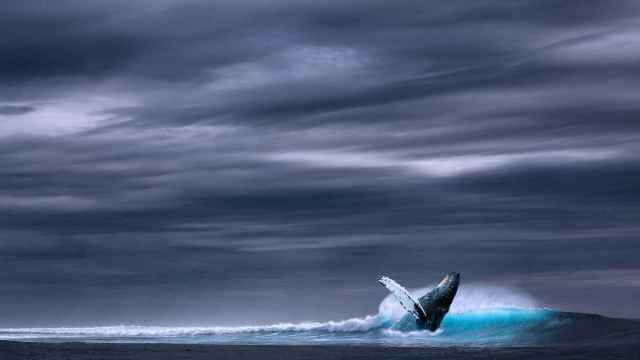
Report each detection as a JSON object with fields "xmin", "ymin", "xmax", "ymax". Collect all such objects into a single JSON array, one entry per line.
[
  {"xmin": 1, "ymin": 285, "xmax": 638, "ymax": 359},
  {"xmin": 1, "ymin": 309, "xmax": 639, "ymax": 347},
  {"xmin": 1, "ymin": 340, "xmax": 639, "ymax": 360}
]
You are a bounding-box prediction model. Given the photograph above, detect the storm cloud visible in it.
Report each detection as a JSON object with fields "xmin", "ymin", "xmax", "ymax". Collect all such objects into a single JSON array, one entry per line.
[{"xmin": 1, "ymin": 0, "xmax": 639, "ymax": 326}]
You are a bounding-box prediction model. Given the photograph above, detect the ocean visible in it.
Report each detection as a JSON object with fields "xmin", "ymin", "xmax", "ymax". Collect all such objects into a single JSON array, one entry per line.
[{"xmin": 1, "ymin": 285, "xmax": 638, "ymax": 359}]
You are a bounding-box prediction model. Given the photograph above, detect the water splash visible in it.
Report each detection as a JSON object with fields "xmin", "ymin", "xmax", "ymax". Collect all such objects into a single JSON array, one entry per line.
[
  {"xmin": 2, "ymin": 284, "xmax": 631, "ymax": 346},
  {"xmin": 378, "ymin": 283, "xmax": 539, "ymax": 322}
]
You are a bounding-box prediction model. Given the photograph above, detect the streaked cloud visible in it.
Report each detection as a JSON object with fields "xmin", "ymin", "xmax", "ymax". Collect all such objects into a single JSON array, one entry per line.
[{"xmin": 0, "ymin": 0, "xmax": 639, "ymax": 324}]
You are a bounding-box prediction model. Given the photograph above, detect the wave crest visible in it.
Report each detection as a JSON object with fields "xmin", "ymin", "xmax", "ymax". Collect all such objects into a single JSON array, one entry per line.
[{"xmin": 0, "ymin": 284, "xmax": 551, "ymax": 343}]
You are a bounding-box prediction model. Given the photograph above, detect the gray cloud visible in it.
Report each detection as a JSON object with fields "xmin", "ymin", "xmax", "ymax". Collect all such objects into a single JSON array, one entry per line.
[
  {"xmin": 0, "ymin": 105, "xmax": 36, "ymax": 115},
  {"xmin": 0, "ymin": 0, "xmax": 639, "ymax": 325}
]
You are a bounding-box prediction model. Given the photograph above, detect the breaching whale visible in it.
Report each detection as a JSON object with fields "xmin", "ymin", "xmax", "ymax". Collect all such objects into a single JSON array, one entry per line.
[{"xmin": 378, "ymin": 272, "xmax": 460, "ymax": 331}]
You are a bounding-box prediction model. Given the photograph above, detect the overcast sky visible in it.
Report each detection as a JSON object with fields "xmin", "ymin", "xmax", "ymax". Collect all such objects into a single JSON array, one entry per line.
[{"xmin": 1, "ymin": 0, "xmax": 640, "ymax": 326}]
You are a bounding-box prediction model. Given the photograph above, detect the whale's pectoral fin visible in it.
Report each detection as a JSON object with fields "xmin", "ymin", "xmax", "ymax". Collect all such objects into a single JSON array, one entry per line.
[{"xmin": 377, "ymin": 276, "xmax": 428, "ymax": 321}]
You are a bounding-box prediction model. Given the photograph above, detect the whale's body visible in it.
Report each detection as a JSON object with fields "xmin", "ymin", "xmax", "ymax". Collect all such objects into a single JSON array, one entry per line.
[{"xmin": 378, "ymin": 272, "xmax": 460, "ymax": 331}]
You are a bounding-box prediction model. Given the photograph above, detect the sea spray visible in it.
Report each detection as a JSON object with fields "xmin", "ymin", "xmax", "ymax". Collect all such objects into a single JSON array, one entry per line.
[{"xmin": 1, "ymin": 284, "xmax": 619, "ymax": 346}]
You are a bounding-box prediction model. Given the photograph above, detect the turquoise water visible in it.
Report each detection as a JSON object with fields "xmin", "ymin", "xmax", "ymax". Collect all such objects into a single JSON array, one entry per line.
[
  {"xmin": 392, "ymin": 308, "xmax": 557, "ymax": 345},
  {"xmin": 1, "ymin": 286, "xmax": 635, "ymax": 347},
  {"xmin": 0, "ymin": 309, "xmax": 558, "ymax": 346}
]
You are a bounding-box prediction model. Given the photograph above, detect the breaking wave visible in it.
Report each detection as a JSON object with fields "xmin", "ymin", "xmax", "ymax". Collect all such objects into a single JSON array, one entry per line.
[{"xmin": 1, "ymin": 284, "xmax": 638, "ymax": 346}]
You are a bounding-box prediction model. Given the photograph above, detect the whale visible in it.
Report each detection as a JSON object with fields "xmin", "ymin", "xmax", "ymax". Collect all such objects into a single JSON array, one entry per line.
[{"xmin": 378, "ymin": 272, "xmax": 460, "ymax": 331}]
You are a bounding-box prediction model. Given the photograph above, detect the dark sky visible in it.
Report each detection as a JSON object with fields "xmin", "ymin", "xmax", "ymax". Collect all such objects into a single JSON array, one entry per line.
[{"xmin": 1, "ymin": 0, "xmax": 639, "ymax": 326}]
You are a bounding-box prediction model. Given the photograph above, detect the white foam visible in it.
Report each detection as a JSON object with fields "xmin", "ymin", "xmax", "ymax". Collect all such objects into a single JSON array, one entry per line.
[
  {"xmin": 0, "ymin": 284, "xmax": 539, "ymax": 339},
  {"xmin": 0, "ymin": 315, "xmax": 385, "ymax": 338},
  {"xmin": 383, "ymin": 328, "xmax": 442, "ymax": 338}
]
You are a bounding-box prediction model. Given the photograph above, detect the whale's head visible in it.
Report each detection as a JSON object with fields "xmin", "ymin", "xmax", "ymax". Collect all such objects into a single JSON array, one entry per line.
[
  {"xmin": 437, "ymin": 272, "xmax": 460, "ymax": 289},
  {"xmin": 416, "ymin": 272, "xmax": 461, "ymax": 331},
  {"xmin": 435, "ymin": 272, "xmax": 460, "ymax": 308}
]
